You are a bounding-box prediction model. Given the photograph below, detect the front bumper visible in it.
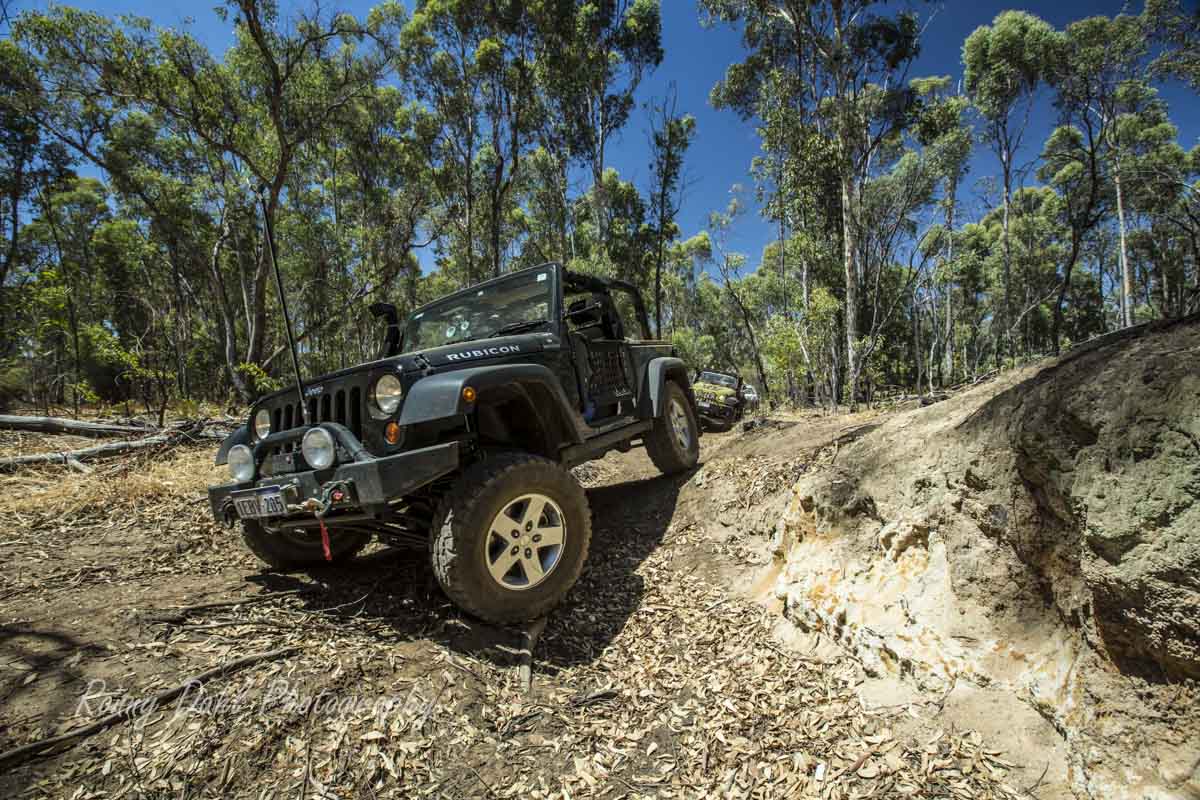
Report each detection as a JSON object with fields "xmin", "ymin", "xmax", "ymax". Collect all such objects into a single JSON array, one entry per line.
[
  {"xmin": 208, "ymin": 438, "xmax": 461, "ymax": 525},
  {"xmin": 696, "ymin": 400, "xmax": 737, "ymax": 421}
]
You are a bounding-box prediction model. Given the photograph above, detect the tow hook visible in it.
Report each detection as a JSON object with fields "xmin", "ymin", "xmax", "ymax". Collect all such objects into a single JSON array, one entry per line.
[{"xmin": 298, "ymin": 480, "xmax": 355, "ymax": 562}]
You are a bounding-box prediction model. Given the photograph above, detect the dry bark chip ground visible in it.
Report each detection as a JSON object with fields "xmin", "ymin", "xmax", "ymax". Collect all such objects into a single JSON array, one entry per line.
[{"xmin": 6, "ymin": 343, "xmax": 1187, "ymax": 799}]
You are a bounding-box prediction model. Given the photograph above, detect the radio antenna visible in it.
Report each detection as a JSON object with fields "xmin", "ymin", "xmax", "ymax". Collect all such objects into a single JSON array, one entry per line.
[{"xmin": 259, "ymin": 190, "xmax": 307, "ymax": 425}]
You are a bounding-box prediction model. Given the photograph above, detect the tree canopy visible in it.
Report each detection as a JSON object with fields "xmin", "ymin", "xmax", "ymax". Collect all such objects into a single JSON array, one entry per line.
[{"xmin": 0, "ymin": 0, "xmax": 1196, "ymax": 415}]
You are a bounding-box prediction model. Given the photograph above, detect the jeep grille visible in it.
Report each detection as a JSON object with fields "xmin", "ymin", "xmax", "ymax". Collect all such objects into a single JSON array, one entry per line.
[{"xmin": 266, "ymin": 381, "xmax": 366, "ymax": 456}]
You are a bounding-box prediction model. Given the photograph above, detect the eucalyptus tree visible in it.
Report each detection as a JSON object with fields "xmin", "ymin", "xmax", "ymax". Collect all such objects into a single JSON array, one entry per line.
[
  {"xmin": 538, "ymin": 0, "xmax": 663, "ymax": 258},
  {"xmin": 703, "ymin": 0, "xmax": 928, "ymax": 408},
  {"xmin": 0, "ymin": 39, "xmax": 53, "ymax": 348},
  {"xmin": 706, "ymin": 194, "xmax": 770, "ymax": 401},
  {"xmin": 401, "ymin": 0, "xmax": 549, "ymax": 281},
  {"xmin": 646, "ymin": 87, "xmax": 695, "ymax": 336},
  {"xmin": 398, "ymin": 0, "xmax": 487, "ymax": 285},
  {"xmin": 1048, "ymin": 13, "xmax": 1147, "ymax": 329},
  {"xmin": 1113, "ymin": 105, "xmax": 1195, "ymax": 319},
  {"xmin": 912, "ymin": 76, "xmax": 971, "ymax": 380},
  {"xmin": 571, "ymin": 168, "xmax": 652, "ymax": 288},
  {"xmin": 1145, "ymin": 0, "xmax": 1200, "ymax": 93},
  {"xmin": 976, "ymin": 186, "xmax": 1068, "ymax": 355},
  {"xmin": 963, "ymin": 10, "xmax": 1062, "ymax": 357},
  {"xmin": 15, "ymin": 1, "xmax": 398, "ymax": 399},
  {"xmin": 1039, "ymin": 14, "xmax": 1134, "ymax": 350},
  {"xmin": 154, "ymin": 0, "xmax": 396, "ymax": 380},
  {"xmin": 24, "ymin": 177, "xmax": 111, "ymax": 413},
  {"xmin": 1038, "ymin": 124, "xmax": 1107, "ymax": 351}
]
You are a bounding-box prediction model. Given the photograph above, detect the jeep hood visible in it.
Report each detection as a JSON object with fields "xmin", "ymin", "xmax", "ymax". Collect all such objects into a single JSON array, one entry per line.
[
  {"xmin": 397, "ymin": 332, "xmax": 551, "ymax": 371},
  {"xmin": 252, "ymin": 332, "xmax": 552, "ymax": 407}
]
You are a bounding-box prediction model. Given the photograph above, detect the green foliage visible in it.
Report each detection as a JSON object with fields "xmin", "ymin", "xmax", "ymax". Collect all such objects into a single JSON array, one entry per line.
[
  {"xmin": 0, "ymin": 0, "xmax": 1193, "ymax": 419},
  {"xmin": 963, "ymin": 11, "xmax": 1062, "ymax": 122},
  {"xmin": 0, "ymin": 361, "xmax": 30, "ymax": 411},
  {"xmin": 670, "ymin": 329, "xmax": 715, "ymax": 373},
  {"xmin": 237, "ymin": 362, "xmax": 282, "ymax": 395}
]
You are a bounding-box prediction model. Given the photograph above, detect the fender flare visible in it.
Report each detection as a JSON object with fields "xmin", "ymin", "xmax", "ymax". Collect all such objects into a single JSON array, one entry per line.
[
  {"xmin": 398, "ymin": 364, "xmax": 586, "ymax": 447},
  {"xmin": 214, "ymin": 424, "xmax": 249, "ymax": 466},
  {"xmin": 640, "ymin": 357, "xmax": 694, "ymax": 418}
]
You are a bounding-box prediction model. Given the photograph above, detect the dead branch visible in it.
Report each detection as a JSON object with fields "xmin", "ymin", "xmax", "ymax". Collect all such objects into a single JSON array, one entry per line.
[
  {"xmin": 0, "ymin": 414, "xmax": 154, "ymax": 438},
  {"xmin": 0, "ymin": 647, "xmax": 298, "ymax": 771},
  {"xmin": 518, "ymin": 616, "xmax": 548, "ymax": 693},
  {"xmin": 0, "ymin": 422, "xmax": 207, "ymax": 472}
]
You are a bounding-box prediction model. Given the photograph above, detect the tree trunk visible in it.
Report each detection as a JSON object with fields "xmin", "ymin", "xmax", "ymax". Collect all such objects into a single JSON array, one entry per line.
[
  {"xmin": 1050, "ymin": 231, "xmax": 1083, "ymax": 355},
  {"xmin": 0, "ymin": 423, "xmax": 208, "ymax": 472},
  {"xmin": 841, "ymin": 174, "xmax": 860, "ymax": 409},
  {"xmin": 912, "ymin": 294, "xmax": 923, "ymax": 394},
  {"xmin": 1115, "ymin": 169, "xmax": 1134, "ymax": 327},
  {"xmin": 654, "ymin": 235, "xmax": 665, "ymax": 338},
  {"xmin": 208, "ymin": 215, "xmax": 251, "ymax": 402},
  {"xmin": 943, "ymin": 178, "xmax": 956, "ymax": 384},
  {"xmin": 0, "ymin": 415, "xmax": 154, "ymax": 437},
  {"xmin": 1000, "ymin": 145, "xmax": 1013, "ymax": 362}
]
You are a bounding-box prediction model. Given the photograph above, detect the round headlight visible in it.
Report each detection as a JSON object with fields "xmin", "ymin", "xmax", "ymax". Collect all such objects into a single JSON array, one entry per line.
[
  {"xmin": 228, "ymin": 444, "xmax": 255, "ymax": 483},
  {"xmin": 302, "ymin": 427, "xmax": 336, "ymax": 470},
  {"xmin": 253, "ymin": 408, "xmax": 271, "ymax": 439},
  {"xmin": 724, "ymin": 395, "xmax": 739, "ymax": 406},
  {"xmin": 372, "ymin": 373, "xmax": 403, "ymax": 417}
]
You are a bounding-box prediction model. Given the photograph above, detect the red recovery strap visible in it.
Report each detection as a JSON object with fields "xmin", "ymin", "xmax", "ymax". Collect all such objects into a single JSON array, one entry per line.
[{"xmin": 318, "ymin": 517, "xmax": 332, "ymax": 562}]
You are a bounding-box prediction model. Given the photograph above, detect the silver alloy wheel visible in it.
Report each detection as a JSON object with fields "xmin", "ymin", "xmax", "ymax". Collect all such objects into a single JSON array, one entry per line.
[
  {"xmin": 484, "ymin": 493, "xmax": 566, "ymax": 590},
  {"xmin": 669, "ymin": 397, "xmax": 692, "ymax": 451}
]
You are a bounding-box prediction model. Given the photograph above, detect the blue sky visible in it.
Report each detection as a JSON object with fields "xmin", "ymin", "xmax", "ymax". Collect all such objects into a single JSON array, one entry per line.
[{"xmin": 10, "ymin": 0, "xmax": 1200, "ymax": 271}]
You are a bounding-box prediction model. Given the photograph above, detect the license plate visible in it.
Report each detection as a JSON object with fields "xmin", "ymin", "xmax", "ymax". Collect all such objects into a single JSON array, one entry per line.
[
  {"xmin": 698, "ymin": 400, "xmax": 711, "ymax": 409},
  {"xmin": 233, "ymin": 486, "xmax": 286, "ymax": 519}
]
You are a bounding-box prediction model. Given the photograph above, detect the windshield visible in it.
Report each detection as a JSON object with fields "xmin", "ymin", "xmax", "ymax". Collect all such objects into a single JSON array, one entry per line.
[
  {"xmin": 698, "ymin": 371, "xmax": 737, "ymax": 388},
  {"xmin": 402, "ymin": 268, "xmax": 554, "ymax": 353}
]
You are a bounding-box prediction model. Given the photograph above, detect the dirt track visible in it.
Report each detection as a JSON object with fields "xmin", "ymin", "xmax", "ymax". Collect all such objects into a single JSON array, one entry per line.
[{"xmin": 1, "ymin": 416, "xmax": 1027, "ymax": 798}]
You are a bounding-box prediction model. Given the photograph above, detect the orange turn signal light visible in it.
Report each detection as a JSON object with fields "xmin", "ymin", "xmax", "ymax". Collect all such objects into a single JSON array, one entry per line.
[
  {"xmin": 462, "ymin": 386, "xmax": 476, "ymax": 404},
  {"xmin": 384, "ymin": 422, "xmax": 402, "ymax": 445}
]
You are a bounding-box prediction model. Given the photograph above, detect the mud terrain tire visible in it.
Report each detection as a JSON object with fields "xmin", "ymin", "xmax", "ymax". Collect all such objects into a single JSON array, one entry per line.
[
  {"xmin": 241, "ymin": 520, "xmax": 369, "ymax": 569},
  {"xmin": 431, "ymin": 453, "xmax": 591, "ymax": 623},
  {"xmin": 644, "ymin": 381, "xmax": 700, "ymax": 475}
]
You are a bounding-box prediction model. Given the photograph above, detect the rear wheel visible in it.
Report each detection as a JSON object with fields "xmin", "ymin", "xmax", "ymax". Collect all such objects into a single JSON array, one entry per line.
[
  {"xmin": 431, "ymin": 452, "xmax": 591, "ymax": 623},
  {"xmin": 240, "ymin": 520, "xmax": 369, "ymax": 569},
  {"xmin": 644, "ymin": 381, "xmax": 700, "ymax": 475}
]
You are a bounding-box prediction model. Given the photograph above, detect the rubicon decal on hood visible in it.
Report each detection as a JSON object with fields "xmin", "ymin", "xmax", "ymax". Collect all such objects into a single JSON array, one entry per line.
[{"xmin": 445, "ymin": 344, "xmax": 521, "ymax": 362}]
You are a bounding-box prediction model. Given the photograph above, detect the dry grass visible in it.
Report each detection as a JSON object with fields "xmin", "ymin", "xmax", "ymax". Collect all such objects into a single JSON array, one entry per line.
[{"xmin": 0, "ymin": 444, "xmax": 222, "ymax": 521}]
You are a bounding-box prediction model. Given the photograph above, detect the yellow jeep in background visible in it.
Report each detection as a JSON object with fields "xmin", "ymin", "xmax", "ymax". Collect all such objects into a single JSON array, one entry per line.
[{"xmin": 691, "ymin": 369, "xmax": 746, "ymax": 430}]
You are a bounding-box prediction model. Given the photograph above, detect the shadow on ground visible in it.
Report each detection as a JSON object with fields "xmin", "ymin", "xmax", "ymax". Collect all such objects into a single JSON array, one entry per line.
[{"xmin": 239, "ymin": 468, "xmax": 695, "ymax": 672}]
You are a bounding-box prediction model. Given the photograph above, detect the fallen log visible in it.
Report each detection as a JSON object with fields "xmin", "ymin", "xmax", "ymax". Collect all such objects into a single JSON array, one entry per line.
[
  {"xmin": 0, "ymin": 422, "xmax": 206, "ymax": 472},
  {"xmin": 0, "ymin": 414, "xmax": 154, "ymax": 438},
  {"xmin": 0, "ymin": 647, "xmax": 298, "ymax": 770}
]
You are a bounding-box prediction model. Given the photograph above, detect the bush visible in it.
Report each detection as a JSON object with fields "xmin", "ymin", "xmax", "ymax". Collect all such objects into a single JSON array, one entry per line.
[{"xmin": 0, "ymin": 361, "xmax": 30, "ymax": 412}]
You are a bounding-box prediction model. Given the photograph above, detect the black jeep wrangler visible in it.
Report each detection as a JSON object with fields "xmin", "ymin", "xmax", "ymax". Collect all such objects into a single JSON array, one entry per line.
[{"xmin": 208, "ymin": 264, "xmax": 701, "ymax": 623}]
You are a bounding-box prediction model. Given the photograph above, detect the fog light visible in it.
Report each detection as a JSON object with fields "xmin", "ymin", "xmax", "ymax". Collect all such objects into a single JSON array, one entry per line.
[
  {"xmin": 385, "ymin": 421, "xmax": 403, "ymax": 445},
  {"xmin": 302, "ymin": 427, "xmax": 336, "ymax": 470},
  {"xmin": 228, "ymin": 444, "xmax": 255, "ymax": 482}
]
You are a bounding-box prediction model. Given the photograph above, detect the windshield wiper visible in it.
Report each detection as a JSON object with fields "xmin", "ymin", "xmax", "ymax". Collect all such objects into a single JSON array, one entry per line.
[{"xmin": 490, "ymin": 319, "xmax": 550, "ymax": 337}]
